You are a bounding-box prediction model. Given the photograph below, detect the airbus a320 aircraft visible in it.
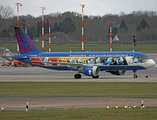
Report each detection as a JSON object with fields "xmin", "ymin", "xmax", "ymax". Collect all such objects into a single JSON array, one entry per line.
[{"xmin": 13, "ymin": 27, "xmax": 156, "ymax": 79}]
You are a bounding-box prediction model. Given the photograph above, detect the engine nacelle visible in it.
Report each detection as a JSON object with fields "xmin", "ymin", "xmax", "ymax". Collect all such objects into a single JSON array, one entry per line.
[
  {"xmin": 109, "ymin": 70, "xmax": 126, "ymax": 75},
  {"xmin": 83, "ymin": 66, "xmax": 100, "ymax": 77}
]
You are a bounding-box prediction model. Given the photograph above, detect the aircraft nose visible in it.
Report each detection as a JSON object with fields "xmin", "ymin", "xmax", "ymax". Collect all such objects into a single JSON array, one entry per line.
[{"xmin": 147, "ymin": 59, "xmax": 156, "ymax": 68}]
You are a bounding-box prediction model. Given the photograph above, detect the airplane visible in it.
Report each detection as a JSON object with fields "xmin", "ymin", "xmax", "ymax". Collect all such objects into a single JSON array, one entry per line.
[{"xmin": 12, "ymin": 26, "xmax": 156, "ymax": 79}]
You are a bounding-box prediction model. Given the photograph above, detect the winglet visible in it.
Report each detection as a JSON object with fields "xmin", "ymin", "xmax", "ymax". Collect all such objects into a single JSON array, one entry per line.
[{"xmin": 15, "ymin": 26, "xmax": 41, "ymax": 54}]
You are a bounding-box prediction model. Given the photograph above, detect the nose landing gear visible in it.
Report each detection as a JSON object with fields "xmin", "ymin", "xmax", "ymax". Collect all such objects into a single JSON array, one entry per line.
[
  {"xmin": 133, "ymin": 74, "xmax": 138, "ymax": 78},
  {"xmin": 133, "ymin": 70, "xmax": 138, "ymax": 78}
]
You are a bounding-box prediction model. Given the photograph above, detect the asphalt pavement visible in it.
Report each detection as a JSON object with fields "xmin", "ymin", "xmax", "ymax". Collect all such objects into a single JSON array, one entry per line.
[
  {"xmin": 0, "ymin": 65, "xmax": 157, "ymax": 82},
  {"xmin": 0, "ymin": 54, "xmax": 157, "ymax": 111}
]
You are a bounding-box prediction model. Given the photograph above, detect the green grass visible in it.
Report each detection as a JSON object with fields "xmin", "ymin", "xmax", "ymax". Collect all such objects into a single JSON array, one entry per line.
[
  {"xmin": 0, "ymin": 108, "xmax": 157, "ymax": 120},
  {"xmin": 1, "ymin": 82, "xmax": 157, "ymax": 119},
  {"xmin": 0, "ymin": 82, "xmax": 157, "ymax": 98},
  {"xmin": 0, "ymin": 45, "xmax": 157, "ymax": 53}
]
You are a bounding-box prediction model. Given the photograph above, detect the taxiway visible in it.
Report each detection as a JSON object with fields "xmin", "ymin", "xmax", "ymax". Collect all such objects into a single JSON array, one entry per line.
[
  {"xmin": 0, "ymin": 65, "xmax": 157, "ymax": 82},
  {"xmin": 0, "ymin": 97, "xmax": 157, "ymax": 111}
]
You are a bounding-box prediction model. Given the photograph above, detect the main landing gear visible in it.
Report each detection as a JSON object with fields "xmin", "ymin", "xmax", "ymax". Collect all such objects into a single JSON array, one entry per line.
[
  {"xmin": 74, "ymin": 74, "xmax": 81, "ymax": 79},
  {"xmin": 133, "ymin": 70, "xmax": 138, "ymax": 78},
  {"xmin": 74, "ymin": 74, "xmax": 99, "ymax": 79},
  {"xmin": 92, "ymin": 76, "xmax": 99, "ymax": 78}
]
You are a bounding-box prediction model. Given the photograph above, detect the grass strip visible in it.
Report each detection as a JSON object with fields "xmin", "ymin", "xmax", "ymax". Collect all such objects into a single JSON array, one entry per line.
[
  {"xmin": 0, "ymin": 82, "xmax": 157, "ymax": 98},
  {"xmin": 0, "ymin": 108, "xmax": 157, "ymax": 120}
]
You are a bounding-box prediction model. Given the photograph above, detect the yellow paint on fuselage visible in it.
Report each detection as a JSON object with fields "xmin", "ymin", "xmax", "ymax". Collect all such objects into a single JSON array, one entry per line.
[{"xmin": 58, "ymin": 57, "xmax": 90, "ymax": 63}]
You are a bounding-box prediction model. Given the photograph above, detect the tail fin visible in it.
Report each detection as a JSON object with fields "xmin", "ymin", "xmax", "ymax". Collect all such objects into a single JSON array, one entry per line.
[{"xmin": 14, "ymin": 26, "xmax": 41, "ymax": 54}]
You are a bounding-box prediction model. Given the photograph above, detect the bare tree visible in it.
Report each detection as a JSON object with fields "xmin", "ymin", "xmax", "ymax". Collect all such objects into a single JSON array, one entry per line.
[{"xmin": 0, "ymin": 5, "xmax": 14, "ymax": 19}]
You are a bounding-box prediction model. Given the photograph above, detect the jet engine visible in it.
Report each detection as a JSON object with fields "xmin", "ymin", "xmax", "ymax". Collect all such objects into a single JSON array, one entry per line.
[
  {"xmin": 109, "ymin": 70, "xmax": 126, "ymax": 75},
  {"xmin": 83, "ymin": 66, "xmax": 100, "ymax": 77}
]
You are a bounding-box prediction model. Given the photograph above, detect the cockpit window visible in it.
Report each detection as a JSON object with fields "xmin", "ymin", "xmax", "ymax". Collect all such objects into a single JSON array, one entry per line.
[
  {"xmin": 141, "ymin": 56, "xmax": 149, "ymax": 60},
  {"xmin": 133, "ymin": 56, "xmax": 149, "ymax": 63}
]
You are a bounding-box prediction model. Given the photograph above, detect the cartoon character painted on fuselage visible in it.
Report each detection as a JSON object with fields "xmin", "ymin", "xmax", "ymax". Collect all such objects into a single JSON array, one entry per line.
[
  {"xmin": 42, "ymin": 57, "xmax": 49, "ymax": 65},
  {"xmin": 78, "ymin": 57, "xmax": 83, "ymax": 63},
  {"xmin": 70, "ymin": 57, "xmax": 75, "ymax": 63},
  {"xmin": 134, "ymin": 56, "xmax": 141, "ymax": 63},
  {"xmin": 96, "ymin": 57, "xmax": 101, "ymax": 65},
  {"xmin": 88, "ymin": 58, "xmax": 94, "ymax": 64},
  {"xmin": 60, "ymin": 58, "xmax": 65, "ymax": 63},
  {"xmin": 117, "ymin": 57, "xmax": 124, "ymax": 65},
  {"xmin": 105, "ymin": 57, "xmax": 114, "ymax": 65}
]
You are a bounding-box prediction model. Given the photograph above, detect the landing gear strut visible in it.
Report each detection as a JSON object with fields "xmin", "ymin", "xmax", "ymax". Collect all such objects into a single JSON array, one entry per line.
[
  {"xmin": 74, "ymin": 74, "xmax": 81, "ymax": 79},
  {"xmin": 133, "ymin": 70, "xmax": 138, "ymax": 78}
]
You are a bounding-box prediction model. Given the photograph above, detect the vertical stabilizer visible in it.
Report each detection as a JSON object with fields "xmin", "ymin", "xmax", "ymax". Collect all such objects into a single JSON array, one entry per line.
[{"xmin": 14, "ymin": 27, "xmax": 41, "ymax": 54}]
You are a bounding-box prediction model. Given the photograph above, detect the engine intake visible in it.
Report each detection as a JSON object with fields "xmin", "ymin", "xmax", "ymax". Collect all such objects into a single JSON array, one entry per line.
[{"xmin": 83, "ymin": 66, "xmax": 100, "ymax": 77}]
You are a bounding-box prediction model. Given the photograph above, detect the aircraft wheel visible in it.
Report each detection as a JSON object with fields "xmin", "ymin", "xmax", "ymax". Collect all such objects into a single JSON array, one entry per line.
[
  {"xmin": 74, "ymin": 74, "xmax": 81, "ymax": 79},
  {"xmin": 78, "ymin": 74, "xmax": 81, "ymax": 79},
  {"xmin": 92, "ymin": 75, "xmax": 99, "ymax": 79},
  {"xmin": 133, "ymin": 75, "xmax": 138, "ymax": 78}
]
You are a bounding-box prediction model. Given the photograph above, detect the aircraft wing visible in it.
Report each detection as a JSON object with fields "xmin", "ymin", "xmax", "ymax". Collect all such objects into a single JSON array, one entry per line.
[
  {"xmin": 12, "ymin": 56, "xmax": 28, "ymax": 59},
  {"xmin": 35, "ymin": 61, "xmax": 101, "ymax": 69},
  {"xmin": 2, "ymin": 55, "xmax": 28, "ymax": 62},
  {"xmin": 1, "ymin": 56, "xmax": 12, "ymax": 58}
]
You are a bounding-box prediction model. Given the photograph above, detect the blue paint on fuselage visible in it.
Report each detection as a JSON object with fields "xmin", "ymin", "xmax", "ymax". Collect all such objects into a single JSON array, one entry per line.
[
  {"xmin": 38, "ymin": 52, "xmax": 147, "ymax": 57},
  {"xmin": 13, "ymin": 51, "xmax": 147, "ymax": 58},
  {"xmin": 13, "ymin": 51, "xmax": 147, "ymax": 71}
]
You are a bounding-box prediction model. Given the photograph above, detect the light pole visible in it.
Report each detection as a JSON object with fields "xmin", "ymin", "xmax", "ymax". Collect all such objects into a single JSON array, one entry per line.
[
  {"xmin": 49, "ymin": 22, "xmax": 51, "ymax": 52},
  {"xmin": 80, "ymin": 4, "xmax": 85, "ymax": 52},
  {"xmin": 15, "ymin": 3, "xmax": 22, "ymax": 27},
  {"xmin": 25, "ymin": 22, "xmax": 27, "ymax": 33},
  {"xmin": 15, "ymin": 3, "xmax": 22, "ymax": 54},
  {"xmin": 133, "ymin": 35, "xmax": 137, "ymax": 51},
  {"xmin": 41, "ymin": 7, "xmax": 45, "ymax": 52},
  {"xmin": 110, "ymin": 21, "xmax": 112, "ymax": 52}
]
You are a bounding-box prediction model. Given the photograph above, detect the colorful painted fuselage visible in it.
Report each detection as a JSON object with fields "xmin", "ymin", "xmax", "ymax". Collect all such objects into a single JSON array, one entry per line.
[
  {"xmin": 13, "ymin": 27, "xmax": 156, "ymax": 75},
  {"xmin": 13, "ymin": 51, "xmax": 150, "ymax": 71}
]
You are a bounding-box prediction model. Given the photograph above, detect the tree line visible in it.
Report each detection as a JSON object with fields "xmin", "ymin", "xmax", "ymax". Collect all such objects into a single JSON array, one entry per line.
[{"xmin": 0, "ymin": 5, "xmax": 157, "ymax": 45}]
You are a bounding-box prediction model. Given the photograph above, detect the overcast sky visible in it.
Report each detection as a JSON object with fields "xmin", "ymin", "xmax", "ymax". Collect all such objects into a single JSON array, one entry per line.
[{"xmin": 1, "ymin": 0, "xmax": 157, "ymax": 17}]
